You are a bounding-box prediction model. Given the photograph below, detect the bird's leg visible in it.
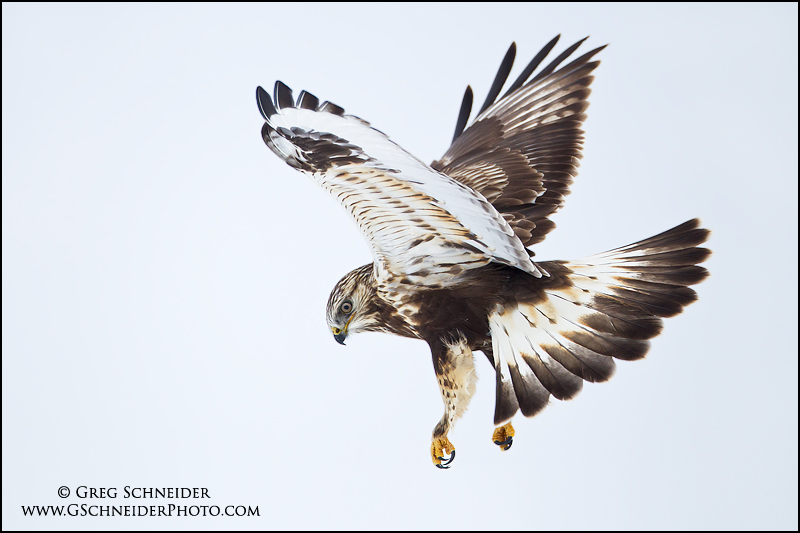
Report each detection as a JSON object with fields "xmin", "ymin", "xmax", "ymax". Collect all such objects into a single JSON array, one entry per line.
[
  {"xmin": 429, "ymin": 334, "xmax": 477, "ymax": 469},
  {"xmin": 431, "ymin": 418, "xmax": 456, "ymax": 469},
  {"xmin": 492, "ymin": 422, "xmax": 515, "ymax": 451},
  {"xmin": 485, "ymin": 341, "xmax": 518, "ymax": 452}
]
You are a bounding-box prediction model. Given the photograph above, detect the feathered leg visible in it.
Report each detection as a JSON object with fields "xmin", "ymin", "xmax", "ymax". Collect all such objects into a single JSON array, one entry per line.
[{"xmin": 429, "ymin": 333, "xmax": 477, "ymax": 469}]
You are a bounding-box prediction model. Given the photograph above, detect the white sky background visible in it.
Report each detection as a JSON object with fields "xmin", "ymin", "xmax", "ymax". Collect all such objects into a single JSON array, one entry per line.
[{"xmin": 3, "ymin": 3, "xmax": 798, "ymax": 530}]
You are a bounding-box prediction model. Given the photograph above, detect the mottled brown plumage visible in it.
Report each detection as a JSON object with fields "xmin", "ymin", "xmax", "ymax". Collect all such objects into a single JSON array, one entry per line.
[
  {"xmin": 257, "ymin": 37, "xmax": 711, "ymax": 468},
  {"xmin": 326, "ymin": 219, "xmax": 709, "ymax": 427}
]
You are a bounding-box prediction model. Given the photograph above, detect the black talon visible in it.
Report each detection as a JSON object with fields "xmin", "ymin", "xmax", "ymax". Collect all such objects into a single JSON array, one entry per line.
[
  {"xmin": 435, "ymin": 450, "xmax": 456, "ymax": 469},
  {"xmin": 494, "ymin": 436, "xmax": 513, "ymax": 450}
]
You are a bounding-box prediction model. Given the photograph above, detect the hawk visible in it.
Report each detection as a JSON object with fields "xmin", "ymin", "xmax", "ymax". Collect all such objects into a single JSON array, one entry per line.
[{"xmin": 256, "ymin": 36, "xmax": 710, "ymax": 468}]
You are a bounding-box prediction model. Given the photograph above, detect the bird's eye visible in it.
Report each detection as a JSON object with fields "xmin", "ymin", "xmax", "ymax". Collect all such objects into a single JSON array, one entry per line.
[{"xmin": 340, "ymin": 300, "xmax": 353, "ymax": 314}]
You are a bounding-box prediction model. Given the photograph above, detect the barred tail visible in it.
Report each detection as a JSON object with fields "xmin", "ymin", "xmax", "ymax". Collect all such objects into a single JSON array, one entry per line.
[{"xmin": 490, "ymin": 219, "xmax": 711, "ymax": 424}]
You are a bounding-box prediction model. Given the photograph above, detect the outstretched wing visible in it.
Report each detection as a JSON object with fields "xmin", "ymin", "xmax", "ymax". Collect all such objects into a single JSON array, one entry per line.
[
  {"xmin": 256, "ymin": 83, "xmax": 544, "ymax": 289},
  {"xmin": 432, "ymin": 36, "xmax": 606, "ymax": 250},
  {"xmin": 489, "ymin": 219, "xmax": 710, "ymax": 424}
]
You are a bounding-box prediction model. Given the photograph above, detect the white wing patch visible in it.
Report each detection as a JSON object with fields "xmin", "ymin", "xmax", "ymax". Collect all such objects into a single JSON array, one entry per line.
[
  {"xmin": 490, "ymin": 300, "xmax": 589, "ymax": 422},
  {"xmin": 258, "ymin": 85, "xmax": 543, "ymax": 289},
  {"xmin": 487, "ymin": 216, "xmax": 709, "ymax": 424},
  {"xmin": 488, "ymin": 256, "xmax": 686, "ymax": 423}
]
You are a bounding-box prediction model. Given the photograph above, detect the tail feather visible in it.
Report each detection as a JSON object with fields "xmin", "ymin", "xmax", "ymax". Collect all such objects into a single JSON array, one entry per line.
[
  {"xmin": 589, "ymin": 218, "xmax": 710, "ymax": 259},
  {"xmin": 535, "ymin": 334, "xmax": 617, "ymax": 382},
  {"xmin": 490, "ymin": 219, "xmax": 710, "ymax": 424},
  {"xmin": 600, "ymin": 264, "xmax": 708, "ymax": 285}
]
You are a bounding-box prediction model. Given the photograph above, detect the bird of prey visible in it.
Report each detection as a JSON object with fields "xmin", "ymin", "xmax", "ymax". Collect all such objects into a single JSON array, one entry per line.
[{"xmin": 256, "ymin": 36, "xmax": 710, "ymax": 469}]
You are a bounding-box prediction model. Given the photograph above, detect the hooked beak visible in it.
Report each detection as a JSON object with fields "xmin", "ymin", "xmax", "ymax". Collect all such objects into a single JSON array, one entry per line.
[
  {"xmin": 333, "ymin": 331, "xmax": 347, "ymax": 345},
  {"xmin": 332, "ymin": 315, "xmax": 354, "ymax": 345}
]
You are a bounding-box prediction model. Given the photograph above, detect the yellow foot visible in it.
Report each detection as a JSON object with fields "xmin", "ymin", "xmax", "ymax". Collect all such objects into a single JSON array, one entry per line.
[
  {"xmin": 492, "ymin": 423, "xmax": 515, "ymax": 451},
  {"xmin": 431, "ymin": 436, "xmax": 456, "ymax": 469}
]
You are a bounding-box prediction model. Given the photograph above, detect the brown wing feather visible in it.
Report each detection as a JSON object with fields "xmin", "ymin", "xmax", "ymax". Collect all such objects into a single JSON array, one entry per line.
[
  {"xmin": 432, "ymin": 37, "xmax": 606, "ymax": 250},
  {"xmin": 490, "ymin": 219, "xmax": 710, "ymax": 423}
]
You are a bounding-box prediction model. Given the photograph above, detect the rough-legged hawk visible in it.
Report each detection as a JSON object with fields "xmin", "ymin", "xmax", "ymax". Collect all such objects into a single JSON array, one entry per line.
[{"xmin": 256, "ymin": 36, "xmax": 710, "ymax": 468}]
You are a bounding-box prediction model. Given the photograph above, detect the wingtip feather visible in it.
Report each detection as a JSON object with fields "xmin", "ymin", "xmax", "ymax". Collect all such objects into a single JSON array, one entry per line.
[
  {"xmin": 452, "ymin": 85, "xmax": 474, "ymax": 143},
  {"xmin": 477, "ymin": 42, "xmax": 517, "ymax": 115},
  {"xmin": 274, "ymin": 80, "xmax": 294, "ymax": 110},
  {"xmin": 256, "ymin": 86, "xmax": 276, "ymax": 120}
]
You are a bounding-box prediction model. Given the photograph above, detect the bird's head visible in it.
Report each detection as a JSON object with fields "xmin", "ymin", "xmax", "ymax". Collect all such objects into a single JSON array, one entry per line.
[{"xmin": 326, "ymin": 264, "xmax": 381, "ymax": 345}]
